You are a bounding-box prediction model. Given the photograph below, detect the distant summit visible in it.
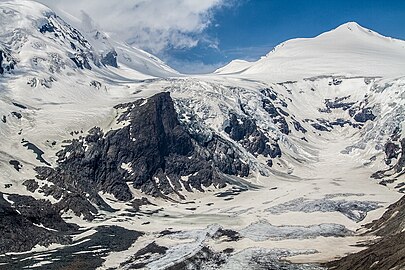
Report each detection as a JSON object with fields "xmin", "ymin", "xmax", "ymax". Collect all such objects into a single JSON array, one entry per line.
[{"xmin": 215, "ymin": 22, "xmax": 405, "ymax": 81}]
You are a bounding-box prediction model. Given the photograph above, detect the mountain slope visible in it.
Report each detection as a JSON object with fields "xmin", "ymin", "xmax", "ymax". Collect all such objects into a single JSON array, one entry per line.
[
  {"xmin": 0, "ymin": 0, "xmax": 177, "ymax": 81},
  {"xmin": 216, "ymin": 22, "xmax": 405, "ymax": 81}
]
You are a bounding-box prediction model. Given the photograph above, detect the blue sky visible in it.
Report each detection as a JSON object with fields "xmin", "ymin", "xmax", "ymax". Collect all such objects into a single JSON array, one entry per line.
[{"xmin": 165, "ymin": 0, "xmax": 405, "ymax": 73}]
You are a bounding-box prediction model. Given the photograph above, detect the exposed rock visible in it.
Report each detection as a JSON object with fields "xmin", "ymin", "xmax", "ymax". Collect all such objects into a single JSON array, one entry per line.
[
  {"xmin": 90, "ymin": 80, "xmax": 102, "ymax": 89},
  {"xmin": 23, "ymin": 179, "xmax": 39, "ymax": 192},
  {"xmin": 34, "ymin": 93, "xmax": 251, "ymax": 219},
  {"xmin": 0, "ymin": 193, "xmax": 74, "ymax": 254},
  {"xmin": 39, "ymin": 13, "xmax": 95, "ymax": 70},
  {"xmin": 55, "ymin": 193, "xmax": 99, "ymax": 221},
  {"xmin": 0, "ymin": 49, "xmax": 16, "ymax": 75},
  {"xmin": 311, "ymin": 118, "xmax": 360, "ymax": 132},
  {"xmin": 372, "ymin": 138, "xmax": 405, "ymax": 181},
  {"xmin": 319, "ymin": 96, "xmax": 354, "ymax": 113},
  {"xmin": 8, "ymin": 194, "xmax": 77, "ymax": 232},
  {"xmin": 101, "ymin": 50, "xmax": 118, "ymax": 68},
  {"xmin": 166, "ymin": 246, "xmax": 228, "ymax": 270},
  {"xmin": 69, "ymin": 52, "xmax": 92, "ymax": 70},
  {"xmin": 224, "ymin": 112, "xmax": 281, "ymax": 158},
  {"xmin": 12, "ymin": 102, "xmax": 27, "ymax": 109},
  {"xmin": 9, "ymin": 160, "xmax": 23, "ymax": 171},
  {"xmin": 38, "ymin": 183, "xmax": 64, "ymax": 199},
  {"xmin": 11, "ymin": 111, "xmax": 22, "ymax": 119},
  {"xmin": 292, "ymin": 119, "xmax": 307, "ymax": 133},
  {"xmin": 384, "ymin": 141, "xmax": 400, "ymax": 164},
  {"xmin": 311, "ymin": 123, "xmax": 330, "ymax": 132},
  {"xmin": 327, "ymin": 196, "xmax": 405, "ymax": 270},
  {"xmin": 213, "ymin": 228, "xmax": 241, "ymax": 242},
  {"xmin": 120, "ymin": 242, "xmax": 168, "ymax": 269},
  {"xmin": 352, "ymin": 107, "xmax": 376, "ymax": 123},
  {"xmin": 262, "ymin": 99, "xmax": 290, "ymax": 134}
]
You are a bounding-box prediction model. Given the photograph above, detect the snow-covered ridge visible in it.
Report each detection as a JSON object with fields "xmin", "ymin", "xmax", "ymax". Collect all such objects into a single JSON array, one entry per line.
[
  {"xmin": 0, "ymin": 0, "xmax": 178, "ymax": 80},
  {"xmin": 215, "ymin": 22, "xmax": 405, "ymax": 81}
]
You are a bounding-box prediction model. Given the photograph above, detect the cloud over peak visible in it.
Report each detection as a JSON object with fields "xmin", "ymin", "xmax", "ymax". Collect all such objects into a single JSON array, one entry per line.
[{"xmin": 36, "ymin": 0, "xmax": 228, "ymax": 54}]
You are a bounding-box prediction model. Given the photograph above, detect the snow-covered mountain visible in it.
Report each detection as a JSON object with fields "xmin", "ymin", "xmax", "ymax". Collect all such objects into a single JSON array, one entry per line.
[
  {"xmin": 216, "ymin": 22, "xmax": 405, "ymax": 80},
  {"xmin": 0, "ymin": 0, "xmax": 177, "ymax": 81},
  {"xmin": 0, "ymin": 1, "xmax": 404, "ymax": 269}
]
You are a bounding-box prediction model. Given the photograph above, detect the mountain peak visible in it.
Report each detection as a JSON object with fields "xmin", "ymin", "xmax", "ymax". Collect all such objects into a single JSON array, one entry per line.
[
  {"xmin": 325, "ymin": 21, "xmax": 381, "ymax": 37},
  {"xmin": 216, "ymin": 21, "xmax": 405, "ymax": 80},
  {"xmin": 336, "ymin": 21, "xmax": 364, "ymax": 31}
]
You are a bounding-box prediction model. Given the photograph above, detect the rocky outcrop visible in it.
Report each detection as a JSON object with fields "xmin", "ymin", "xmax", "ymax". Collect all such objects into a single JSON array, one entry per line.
[
  {"xmin": 224, "ymin": 113, "xmax": 281, "ymax": 159},
  {"xmin": 101, "ymin": 50, "xmax": 118, "ymax": 68},
  {"xmin": 349, "ymin": 106, "xmax": 376, "ymax": 123},
  {"xmin": 0, "ymin": 193, "xmax": 75, "ymax": 254},
  {"xmin": 372, "ymin": 138, "xmax": 405, "ymax": 192},
  {"xmin": 33, "ymin": 92, "xmax": 251, "ymax": 219},
  {"xmin": 260, "ymin": 88, "xmax": 290, "ymax": 134},
  {"xmin": 0, "ymin": 49, "xmax": 16, "ymax": 75}
]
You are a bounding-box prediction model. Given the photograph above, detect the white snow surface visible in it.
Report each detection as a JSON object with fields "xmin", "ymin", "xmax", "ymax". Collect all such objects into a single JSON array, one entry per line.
[{"xmin": 216, "ymin": 22, "xmax": 405, "ymax": 81}]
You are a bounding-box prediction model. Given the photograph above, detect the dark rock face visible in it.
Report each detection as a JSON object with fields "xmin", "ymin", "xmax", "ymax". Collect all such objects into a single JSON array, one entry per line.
[
  {"xmin": 319, "ymin": 96, "xmax": 354, "ymax": 113},
  {"xmin": 260, "ymin": 88, "xmax": 290, "ymax": 134},
  {"xmin": 9, "ymin": 160, "xmax": 23, "ymax": 171},
  {"xmin": 348, "ymin": 103, "xmax": 376, "ymax": 123},
  {"xmin": 352, "ymin": 107, "xmax": 376, "ymax": 123},
  {"xmin": 396, "ymin": 139, "xmax": 405, "ymax": 176},
  {"xmin": 0, "ymin": 193, "xmax": 74, "ymax": 254},
  {"xmin": 372, "ymin": 138, "xmax": 405, "ymax": 186},
  {"xmin": 120, "ymin": 242, "xmax": 168, "ymax": 269},
  {"xmin": 0, "ymin": 49, "xmax": 16, "ymax": 75},
  {"xmin": 34, "ymin": 92, "xmax": 250, "ymax": 219},
  {"xmin": 69, "ymin": 53, "xmax": 92, "ymax": 70},
  {"xmin": 224, "ymin": 113, "xmax": 281, "ymax": 158},
  {"xmin": 11, "ymin": 111, "xmax": 22, "ymax": 119},
  {"xmin": 311, "ymin": 118, "xmax": 360, "ymax": 132},
  {"xmin": 311, "ymin": 123, "xmax": 330, "ymax": 132},
  {"xmin": 38, "ymin": 13, "xmax": 121, "ymax": 72},
  {"xmin": 90, "ymin": 80, "xmax": 102, "ymax": 89},
  {"xmin": 101, "ymin": 50, "xmax": 118, "ymax": 68},
  {"xmin": 262, "ymin": 99, "xmax": 290, "ymax": 134},
  {"xmin": 292, "ymin": 119, "xmax": 307, "ymax": 133},
  {"xmin": 385, "ymin": 142, "xmax": 400, "ymax": 163},
  {"xmin": 23, "ymin": 179, "xmax": 39, "ymax": 192},
  {"xmin": 7, "ymin": 194, "xmax": 77, "ymax": 232}
]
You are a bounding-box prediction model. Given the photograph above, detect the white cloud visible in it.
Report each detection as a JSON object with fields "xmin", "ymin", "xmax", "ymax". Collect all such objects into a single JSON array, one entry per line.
[{"xmin": 36, "ymin": 0, "xmax": 229, "ymax": 54}]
